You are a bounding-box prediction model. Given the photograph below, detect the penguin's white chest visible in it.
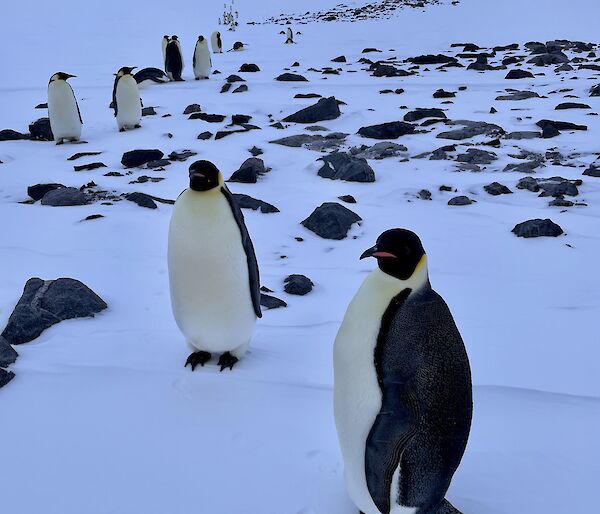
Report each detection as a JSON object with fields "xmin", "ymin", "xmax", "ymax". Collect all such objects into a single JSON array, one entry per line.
[
  {"xmin": 193, "ymin": 43, "xmax": 211, "ymax": 78},
  {"xmin": 211, "ymin": 34, "xmax": 222, "ymax": 53},
  {"xmin": 116, "ymin": 76, "xmax": 141, "ymax": 129},
  {"xmin": 48, "ymin": 82, "xmax": 81, "ymax": 141},
  {"xmin": 334, "ymin": 268, "xmax": 424, "ymax": 514},
  {"xmin": 168, "ymin": 190, "xmax": 256, "ymax": 354}
]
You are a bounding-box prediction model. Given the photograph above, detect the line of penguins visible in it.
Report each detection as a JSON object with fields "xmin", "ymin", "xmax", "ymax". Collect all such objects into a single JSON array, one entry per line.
[
  {"xmin": 47, "ymin": 26, "xmax": 472, "ymax": 514},
  {"xmin": 47, "ymin": 30, "xmax": 236, "ymax": 143}
]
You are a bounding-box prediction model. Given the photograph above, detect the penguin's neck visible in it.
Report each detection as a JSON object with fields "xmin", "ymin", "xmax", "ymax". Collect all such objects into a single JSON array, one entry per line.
[{"xmin": 372, "ymin": 255, "xmax": 429, "ymax": 294}]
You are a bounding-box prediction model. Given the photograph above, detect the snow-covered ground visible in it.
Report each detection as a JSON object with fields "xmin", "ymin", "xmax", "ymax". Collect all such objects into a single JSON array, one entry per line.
[{"xmin": 1, "ymin": 0, "xmax": 599, "ymax": 513}]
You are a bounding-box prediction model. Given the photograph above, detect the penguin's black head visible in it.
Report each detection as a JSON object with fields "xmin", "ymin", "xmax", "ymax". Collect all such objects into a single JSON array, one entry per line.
[
  {"xmin": 198, "ymin": 35, "xmax": 205, "ymax": 42},
  {"xmin": 116, "ymin": 66, "xmax": 137, "ymax": 77},
  {"xmin": 50, "ymin": 72, "xmax": 76, "ymax": 82},
  {"xmin": 233, "ymin": 41, "xmax": 244, "ymax": 51},
  {"xmin": 189, "ymin": 160, "xmax": 221, "ymax": 192},
  {"xmin": 361, "ymin": 229, "xmax": 426, "ymax": 280},
  {"xmin": 171, "ymin": 35, "xmax": 179, "ymax": 40}
]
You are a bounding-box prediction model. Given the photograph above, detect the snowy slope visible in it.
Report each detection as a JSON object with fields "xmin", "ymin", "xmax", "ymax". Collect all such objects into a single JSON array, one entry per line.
[{"xmin": 1, "ymin": 0, "xmax": 599, "ymax": 513}]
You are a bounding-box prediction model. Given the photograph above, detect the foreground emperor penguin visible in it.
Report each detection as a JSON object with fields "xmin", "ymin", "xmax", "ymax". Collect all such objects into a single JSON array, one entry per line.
[
  {"xmin": 168, "ymin": 160, "xmax": 262, "ymax": 371},
  {"xmin": 211, "ymin": 31, "xmax": 223, "ymax": 53},
  {"xmin": 193, "ymin": 35, "xmax": 212, "ymax": 80},
  {"xmin": 334, "ymin": 229, "xmax": 472, "ymax": 514},
  {"xmin": 112, "ymin": 67, "xmax": 141, "ymax": 132},
  {"xmin": 47, "ymin": 72, "xmax": 82, "ymax": 144}
]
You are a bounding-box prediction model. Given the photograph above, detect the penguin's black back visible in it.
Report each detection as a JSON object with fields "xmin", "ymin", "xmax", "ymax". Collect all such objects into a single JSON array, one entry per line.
[
  {"xmin": 165, "ymin": 41, "xmax": 183, "ymax": 80},
  {"xmin": 366, "ymin": 282, "xmax": 472, "ymax": 514}
]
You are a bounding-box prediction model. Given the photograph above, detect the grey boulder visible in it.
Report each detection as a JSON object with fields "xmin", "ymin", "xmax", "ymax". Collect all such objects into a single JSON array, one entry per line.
[
  {"xmin": 41, "ymin": 187, "xmax": 88, "ymax": 206},
  {"xmin": 317, "ymin": 152, "xmax": 375, "ymax": 182},
  {"xmin": 284, "ymin": 275, "xmax": 314, "ymax": 296},
  {"xmin": 283, "ymin": 96, "xmax": 341, "ymax": 124},
  {"xmin": 301, "ymin": 202, "xmax": 362, "ymax": 240},
  {"xmin": 512, "ymin": 219, "xmax": 564, "ymax": 238}
]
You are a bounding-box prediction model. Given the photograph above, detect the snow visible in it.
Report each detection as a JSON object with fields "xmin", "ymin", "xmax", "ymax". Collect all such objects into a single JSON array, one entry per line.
[{"xmin": 1, "ymin": 0, "xmax": 599, "ymax": 513}]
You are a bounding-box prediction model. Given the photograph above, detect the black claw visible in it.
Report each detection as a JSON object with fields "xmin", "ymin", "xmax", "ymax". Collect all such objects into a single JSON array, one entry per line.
[
  {"xmin": 185, "ymin": 351, "xmax": 212, "ymax": 371},
  {"xmin": 217, "ymin": 352, "xmax": 239, "ymax": 371}
]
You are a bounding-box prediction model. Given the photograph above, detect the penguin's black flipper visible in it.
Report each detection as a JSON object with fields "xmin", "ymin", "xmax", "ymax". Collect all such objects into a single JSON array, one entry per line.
[
  {"xmin": 437, "ymin": 499, "xmax": 462, "ymax": 514},
  {"xmin": 365, "ymin": 383, "xmax": 419, "ymax": 514},
  {"xmin": 111, "ymin": 75, "xmax": 118, "ymax": 117},
  {"xmin": 74, "ymin": 97, "xmax": 83, "ymax": 125},
  {"xmin": 220, "ymin": 186, "xmax": 262, "ymax": 318}
]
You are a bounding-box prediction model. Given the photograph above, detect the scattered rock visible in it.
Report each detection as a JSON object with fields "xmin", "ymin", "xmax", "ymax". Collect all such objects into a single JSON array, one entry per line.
[
  {"xmin": 456, "ymin": 148, "xmax": 497, "ymax": 165},
  {"xmin": 555, "ymin": 102, "xmax": 591, "ymax": 110},
  {"xmin": 197, "ymin": 131, "xmax": 213, "ymax": 140},
  {"xmin": 505, "ymin": 131, "xmax": 541, "ymax": 140},
  {"xmin": 484, "ymin": 182, "xmax": 513, "ymax": 195},
  {"xmin": 338, "ymin": 195, "xmax": 356, "ymax": 203},
  {"xmin": 433, "ymin": 89, "xmax": 456, "ymax": 98},
  {"xmin": 183, "ymin": 104, "xmax": 202, "ymax": 115},
  {"xmin": 357, "ymin": 121, "xmax": 416, "ymax": 139},
  {"xmin": 1, "ymin": 278, "xmax": 107, "ymax": 345},
  {"xmin": 284, "ymin": 275, "xmax": 314, "ymax": 295},
  {"xmin": 495, "ymin": 91, "xmax": 540, "ymax": 101},
  {"xmin": 249, "ymin": 146, "xmax": 263, "ymax": 156},
  {"xmin": 583, "ymin": 164, "xmax": 600, "ymax": 177},
  {"xmin": 448, "ymin": 195, "xmax": 475, "ymax": 206},
  {"xmin": 142, "ymin": 107, "xmax": 156, "ymax": 116},
  {"xmin": 504, "ymin": 161, "xmax": 544, "ymax": 173},
  {"xmin": 437, "ymin": 120, "xmax": 504, "ymax": 140},
  {"xmin": 125, "ymin": 192, "xmax": 157, "ymax": 209},
  {"xmin": 41, "ymin": 187, "xmax": 87, "ymax": 206},
  {"xmin": 28, "ymin": 118, "xmax": 53, "ymax": 141},
  {"xmin": 226, "ymin": 74, "xmax": 245, "ymax": 83},
  {"xmin": 403, "ymin": 108, "xmax": 446, "ymax": 122},
  {"xmin": 28, "ymin": 183, "xmax": 65, "ymax": 201},
  {"xmin": 283, "ymin": 96, "xmax": 341, "ymax": 124},
  {"xmin": 317, "ymin": 152, "xmax": 375, "ymax": 182},
  {"xmin": 188, "ymin": 113, "xmax": 226, "ymax": 122},
  {"xmin": 350, "ymin": 142, "xmax": 407, "ymax": 160},
  {"xmin": 239, "ymin": 63, "xmax": 260, "ymax": 72},
  {"xmin": 517, "ymin": 176, "xmax": 580, "ymax": 197},
  {"xmin": 408, "ymin": 54, "xmax": 458, "ymax": 65},
  {"xmin": 260, "ymin": 294, "xmax": 287, "ymax": 310},
  {"xmin": 233, "ymin": 193, "xmax": 279, "ymax": 213},
  {"xmin": 505, "ymin": 69, "xmax": 535, "ymax": 79},
  {"xmin": 168, "ymin": 150, "xmax": 197, "ymax": 162},
  {"xmin": 332, "ymin": 55, "xmax": 346, "ymax": 63},
  {"xmin": 276, "ymin": 73, "xmax": 308, "ymax": 82},
  {"xmin": 0, "ymin": 369, "xmax": 15, "ymax": 388},
  {"xmin": 512, "ymin": 219, "xmax": 564, "ymax": 238},
  {"xmin": 232, "ymin": 85, "xmax": 248, "ymax": 93},
  {"xmin": 270, "ymin": 133, "xmax": 347, "ymax": 151},
  {"xmin": 301, "ymin": 202, "xmax": 361, "ymax": 240},
  {"xmin": 0, "ymin": 337, "xmax": 18, "ymax": 367},
  {"xmin": 121, "ymin": 149, "xmax": 164, "ymax": 168},
  {"xmin": 0, "ymin": 129, "xmax": 29, "ymax": 141},
  {"xmin": 229, "ymin": 158, "xmax": 268, "ymax": 183},
  {"xmin": 67, "ymin": 151, "xmax": 102, "ymax": 161},
  {"xmin": 73, "ymin": 162, "xmax": 106, "ymax": 172}
]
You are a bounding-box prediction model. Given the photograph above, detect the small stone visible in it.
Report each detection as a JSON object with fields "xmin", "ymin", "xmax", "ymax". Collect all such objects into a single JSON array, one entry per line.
[
  {"xmin": 28, "ymin": 183, "xmax": 65, "ymax": 201},
  {"xmin": 239, "ymin": 63, "xmax": 260, "ymax": 72},
  {"xmin": 484, "ymin": 182, "xmax": 513, "ymax": 195},
  {"xmin": 338, "ymin": 195, "xmax": 356, "ymax": 203},
  {"xmin": 249, "ymin": 146, "xmax": 263, "ymax": 156},
  {"xmin": 41, "ymin": 187, "xmax": 87, "ymax": 206},
  {"xmin": 448, "ymin": 195, "xmax": 475, "ymax": 206},
  {"xmin": 283, "ymin": 96, "xmax": 341, "ymax": 124},
  {"xmin": 232, "ymin": 194, "xmax": 279, "ymax": 213},
  {"xmin": 260, "ymin": 294, "xmax": 287, "ymax": 310},
  {"xmin": 0, "ymin": 129, "xmax": 29, "ymax": 141},
  {"xmin": 142, "ymin": 107, "xmax": 157, "ymax": 116},
  {"xmin": 284, "ymin": 275, "xmax": 314, "ymax": 295},
  {"xmin": 317, "ymin": 152, "xmax": 375, "ymax": 182},
  {"xmin": 357, "ymin": 121, "xmax": 416, "ymax": 139},
  {"xmin": 512, "ymin": 219, "xmax": 564, "ymax": 238},
  {"xmin": 197, "ymin": 131, "xmax": 213, "ymax": 140},
  {"xmin": 233, "ymin": 85, "xmax": 248, "ymax": 93},
  {"xmin": 125, "ymin": 192, "xmax": 158, "ymax": 209},
  {"xmin": 73, "ymin": 162, "xmax": 107, "ymax": 172},
  {"xmin": 183, "ymin": 104, "xmax": 202, "ymax": 115},
  {"xmin": 227, "ymin": 74, "xmax": 245, "ymax": 83},
  {"xmin": 301, "ymin": 202, "xmax": 362, "ymax": 240},
  {"xmin": 121, "ymin": 149, "xmax": 164, "ymax": 168},
  {"xmin": 28, "ymin": 118, "xmax": 53, "ymax": 141},
  {"xmin": 229, "ymin": 158, "xmax": 268, "ymax": 183},
  {"xmin": 505, "ymin": 69, "xmax": 535, "ymax": 79},
  {"xmin": 276, "ymin": 73, "xmax": 308, "ymax": 82}
]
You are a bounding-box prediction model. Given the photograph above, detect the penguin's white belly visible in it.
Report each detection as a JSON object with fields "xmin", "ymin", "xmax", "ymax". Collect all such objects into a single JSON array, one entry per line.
[
  {"xmin": 48, "ymin": 83, "xmax": 81, "ymax": 140},
  {"xmin": 116, "ymin": 78, "xmax": 141, "ymax": 129},
  {"xmin": 334, "ymin": 269, "xmax": 420, "ymax": 514},
  {"xmin": 211, "ymin": 35, "xmax": 222, "ymax": 53},
  {"xmin": 194, "ymin": 47, "xmax": 211, "ymax": 78},
  {"xmin": 168, "ymin": 191, "xmax": 256, "ymax": 354}
]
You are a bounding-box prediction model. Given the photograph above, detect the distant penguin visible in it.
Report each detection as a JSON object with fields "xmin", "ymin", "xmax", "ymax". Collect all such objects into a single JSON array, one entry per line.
[
  {"xmin": 47, "ymin": 72, "xmax": 82, "ymax": 145},
  {"xmin": 168, "ymin": 160, "xmax": 262, "ymax": 371},
  {"xmin": 193, "ymin": 35, "xmax": 211, "ymax": 80},
  {"xmin": 334, "ymin": 229, "xmax": 472, "ymax": 514},
  {"xmin": 171, "ymin": 35, "xmax": 184, "ymax": 71},
  {"xmin": 285, "ymin": 27, "xmax": 294, "ymax": 44},
  {"xmin": 231, "ymin": 41, "xmax": 244, "ymax": 51},
  {"xmin": 211, "ymin": 31, "xmax": 223, "ymax": 53},
  {"xmin": 165, "ymin": 36, "xmax": 184, "ymax": 81},
  {"xmin": 112, "ymin": 67, "xmax": 142, "ymax": 132},
  {"xmin": 162, "ymin": 35, "xmax": 170, "ymax": 70}
]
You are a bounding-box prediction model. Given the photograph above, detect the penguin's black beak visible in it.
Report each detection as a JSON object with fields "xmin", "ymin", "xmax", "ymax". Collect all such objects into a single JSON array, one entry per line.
[{"xmin": 360, "ymin": 245, "xmax": 396, "ymax": 260}]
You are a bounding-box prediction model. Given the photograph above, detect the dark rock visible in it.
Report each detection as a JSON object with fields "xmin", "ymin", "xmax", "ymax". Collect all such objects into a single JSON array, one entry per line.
[
  {"xmin": 583, "ymin": 164, "xmax": 600, "ymax": 177},
  {"xmin": 0, "ymin": 129, "xmax": 29, "ymax": 141},
  {"xmin": 142, "ymin": 107, "xmax": 156, "ymax": 116},
  {"xmin": 197, "ymin": 131, "xmax": 213, "ymax": 140},
  {"xmin": 41, "ymin": 187, "xmax": 87, "ymax": 206},
  {"xmin": 439, "ymin": 185, "xmax": 453, "ymax": 192},
  {"xmin": 239, "ymin": 63, "xmax": 260, "ymax": 72},
  {"xmin": 232, "ymin": 114, "xmax": 252, "ymax": 125},
  {"xmin": 125, "ymin": 192, "xmax": 157, "ymax": 209},
  {"xmin": 403, "ymin": 108, "xmax": 446, "ymax": 122},
  {"xmin": 1, "ymin": 277, "xmax": 107, "ymax": 345},
  {"xmin": 317, "ymin": 152, "xmax": 375, "ymax": 182},
  {"xmin": 227, "ymin": 75, "xmax": 245, "ymax": 83},
  {"xmin": 418, "ymin": 189, "xmax": 432, "ymax": 200},
  {"xmin": 168, "ymin": 150, "xmax": 197, "ymax": 162},
  {"xmin": 146, "ymin": 159, "xmax": 171, "ymax": 169},
  {"xmin": 448, "ymin": 195, "xmax": 475, "ymax": 206},
  {"xmin": 512, "ymin": 219, "xmax": 564, "ymax": 238},
  {"xmin": 350, "ymin": 142, "xmax": 407, "ymax": 160},
  {"xmin": 528, "ymin": 52, "xmax": 569, "ymax": 66},
  {"xmin": 505, "ymin": 69, "xmax": 535, "ymax": 79},
  {"xmin": 73, "ymin": 162, "xmax": 106, "ymax": 172},
  {"xmin": 67, "ymin": 151, "xmax": 102, "ymax": 161},
  {"xmin": 220, "ymin": 83, "xmax": 232, "ymax": 93},
  {"xmin": 0, "ymin": 369, "xmax": 15, "ymax": 388},
  {"xmin": 484, "ymin": 182, "xmax": 513, "ymax": 195},
  {"xmin": 276, "ymin": 73, "xmax": 308, "ymax": 82},
  {"xmin": 260, "ymin": 294, "xmax": 287, "ymax": 310},
  {"xmin": 590, "ymin": 85, "xmax": 600, "ymax": 97},
  {"xmin": 284, "ymin": 274, "xmax": 314, "ymax": 295},
  {"xmin": 517, "ymin": 176, "xmax": 580, "ymax": 197},
  {"xmin": 84, "ymin": 214, "xmax": 104, "ymax": 221},
  {"xmin": 408, "ymin": 54, "xmax": 458, "ymax": 65},
  {"xmin": 504, "ymin": 161, "xmax": 544, "ymax": 173},
  {"xmin": 433, "ymin": 89, "xmax": 456, "ymax": 98},
  {"xmin": 215, "ymin": 130, "xmax": 244, "ymax": 140},
  {"xmin": 28, "ymin": 183, "xmax": 65, "ymax": 201},
  {"xmin": 121, "ymin": 149, "xmax": 164, "ymax": 168},
  {"xmin": 283, "ymin": 96, "xmax": 341, "ymax": 124},
  {"xmin": 456, "ymin": 148, "xmax": 497, "ymax": 165},
  {"xmin": 332, "ymin": 55, "xmax": 346, "ymax": 63},
  {"xmin": 233, "ymin": 85, "xmax": 248, "ymax": 93},
  {"xmin": 555, "ymin": 102, "xmax": 591, "ymax": 110},
  {"xmin": 269, "ymin": 132, "xmax": 347, "ymax": 151},
  {"xmin": 505, "ymin": 131, "xmax": 541, "ymax": 140},
  {"xmin": 188, "ymin": 112, "xmax": 226, "ymax": 122},
  {"xmin": 496, "ymin": 90, "xmax": 540, "ymax": 101},
  {"xmin": 29, "ymin": 118, "xmax": 53, "ymax": 141},
  {"xmin": 35, "ymin": 103, "xmax": 48, "ymax": 109},
  {"xmin": 437, "ymin": 120, "xmax": 504, "ymax": 140},
  {"xmin": 183, "ymin": 104, "xmax": 202, "ymax": 114},
  {"xmin": 338, "ymin": 195, "xmax": 356, "ymax": 203},
  {"xmin": 357, "ymin": 121, "xmax": 416, "ymax": 139},
  {"xmin": 229, "ymin": 158, "xmax": 268, "ymax": 183},
  {"xmin": 295, "ymin": 93, "xmax": 322, "ymax": 99},
  {"xmin": 232, "ymin": 193, "xmax": 279, "ymax": 213},
  {"xmin": 362, "ymin": 48, "xmax": 381, "ymax": 53},
  {"xmin": 548, "ymin": 196, "xmax": 574, "ymax": 207},
  {"xmin": 249, "ymin": 146, "xmax": 263, "ymax": 156},
  {"xmin": 370, "ymin": 62, "xmax": 411, "ymax": 77},
  {"xmin": 0, "ymin": 337, "xmax": 18, "ymax": 367},
  {"xmin": 301, "ymin": 202, "xmax": 361, "ymax": 240},
  {"xmin": 536, "ymin": 119, "xmax": 587, "ymax": 133}
]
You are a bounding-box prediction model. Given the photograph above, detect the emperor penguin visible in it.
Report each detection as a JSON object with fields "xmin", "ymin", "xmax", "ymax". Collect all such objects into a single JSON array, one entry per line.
[
  {"xmin": 193, "ymin": 35, "xmax": 212, "ymax": 80},
  {"xmin": 162, "ymin": 35, "xmax": 170, "ymax": 70},
  {"xmin": 334, "ymin": 229, "xmax": 472, "ymax": 514},
  {"xmin": 165, "ymin": 36, "xmax": 184, "ymax": 81},
  {"xmin": 211, "ymin": 31, "xmax": 223, "ymax": 54},
  {"xmin": 112, "ymin": 67, "xmax": 142, "ymax": 132},
  {"xmin": 285, "ymin": 27, "xmax": 294, "ymax": 44},
  {"xmin": 168, "ymin": 160, "xmax": 262, "ymax": 371},
  {"xmin": 47, "ymin": 72, "xmax": 82, "ymax": 144}
]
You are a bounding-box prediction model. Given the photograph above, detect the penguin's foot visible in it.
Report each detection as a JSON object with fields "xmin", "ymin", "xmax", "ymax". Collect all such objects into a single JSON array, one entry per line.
[
  {"xmin": 119, "ymin": 128, "xmax": 125, "ymax": 133},
  {"xmin": 217, "ymin": 352, "xmax": 238, "ymax": 372},
  {"xmin": 185, "ymin": 351, "xmax": 212, "ymax": 371},
  {"xmin": 134, "ymin": 124, "xmax": 141, "ymax": 129},
  {"xmin": 56, "ymin": 139, "xmax": 64, "ymax": 145},
  {"xmin": 195, "ymin": 77, "xmax": 200, "ymax": 81}
]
